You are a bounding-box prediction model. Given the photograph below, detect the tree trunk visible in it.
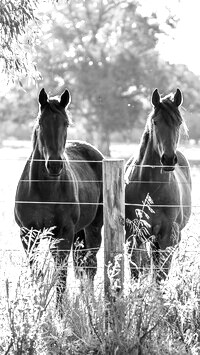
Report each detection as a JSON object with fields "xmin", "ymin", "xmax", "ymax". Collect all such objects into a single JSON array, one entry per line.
[{"xmin": 98, "ymin": 129, "xmax": 111, "ymax": 157}]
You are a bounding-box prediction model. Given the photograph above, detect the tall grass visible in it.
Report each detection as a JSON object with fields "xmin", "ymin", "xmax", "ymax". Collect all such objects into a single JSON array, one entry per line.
[{"xmin": 1, "ymin": 215, "xmax": 200, "ymax": 354}]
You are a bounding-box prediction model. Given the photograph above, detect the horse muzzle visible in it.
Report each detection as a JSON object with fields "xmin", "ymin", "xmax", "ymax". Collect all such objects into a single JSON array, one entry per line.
[
  {"xmin": 161, "ymin": 153, "xmax": 177, "ymax": 172},
  {"xmin": 46, "ymin": 156, "xmax": 64, "ymax": 176}
]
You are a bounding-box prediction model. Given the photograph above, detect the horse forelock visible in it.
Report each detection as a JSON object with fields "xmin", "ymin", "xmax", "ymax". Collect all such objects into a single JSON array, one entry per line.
[
  {"xmin": 153, "ymin": 96, "xmax": 182, "ymax": 125},
  {"xmin": 31, "ymin": 99, "xmax": 72, "ymax": 152},
  {"xmin": 150, "ymin": 95, "xmax": 188, "ymax": 136},
  {"xmin": 39, "ymin": 99, "xmax": 71, "ymax": 126}
]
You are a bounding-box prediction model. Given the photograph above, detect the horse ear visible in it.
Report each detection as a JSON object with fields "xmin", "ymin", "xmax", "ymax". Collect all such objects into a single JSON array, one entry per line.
[
  {"xmin": 60, "ymin": 89, "xmax": 71, "ymax": 108},
  {"xmin": 39, "ymin": 88, "xmax": 48, "ymax": 107},
  {"xmin": 151, "ymin": 89, "xmax": 160, "ymax": 107},
  {"xmin": 174, "ymin": 88, "xmax": 183, "ymax": 107}
]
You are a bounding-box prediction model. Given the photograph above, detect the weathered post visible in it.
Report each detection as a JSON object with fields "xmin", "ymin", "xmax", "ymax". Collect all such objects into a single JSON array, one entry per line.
[{"xmin": 103, "ymin": 159, "xmax": 125, "ymax": 302}]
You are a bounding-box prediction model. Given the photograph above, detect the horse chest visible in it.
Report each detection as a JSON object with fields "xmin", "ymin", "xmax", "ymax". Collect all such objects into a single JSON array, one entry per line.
[
  {"xmin": 125, "ymin": 172, "xmax": 181, "ymax": 226},
  {"xmin": 128, "ymin": 171, "xmax": 180, "ymax": 203},
  {"xmin": 16, "ymin": 180, "xmax": 77, "ymax": 228},
  {"xmin": 17, "ymin": 201, "xmax": 80, "ymax": 230}
]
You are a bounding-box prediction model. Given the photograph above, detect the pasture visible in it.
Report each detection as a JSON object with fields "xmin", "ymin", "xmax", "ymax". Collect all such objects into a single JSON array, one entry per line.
[{"xmin": 1, "ymin": 141, "xmax": 200, "ymax": 354}]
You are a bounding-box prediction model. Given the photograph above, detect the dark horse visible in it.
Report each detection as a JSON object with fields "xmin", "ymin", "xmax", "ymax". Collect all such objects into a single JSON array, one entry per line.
[
  {"xmin": 15, "ymin": 88, "xmax": 104, "ymax": 306},
  {"xmin": 125, "ymin": 88, "xmax": 192, "ymax": 278}
]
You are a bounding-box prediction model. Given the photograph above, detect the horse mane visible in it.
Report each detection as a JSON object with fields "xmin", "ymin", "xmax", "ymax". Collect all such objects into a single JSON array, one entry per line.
[
  {"xmin": 135, "ymin": 126, "xmax": 151, "ymax": 164},
  {"xmin": 46, "ymin": 99, "xmax": 72, "ymax": 125},
  {"xmin": 151, "ymin": 93, "xmax": 188, "ymax": 131},
  {"xmin": 32, "ymin": 122, "xmax": 38, "ymax": 150},
  {"xmin": 155, "ymin": 94, "xmax": 188, "ymax": 136}
]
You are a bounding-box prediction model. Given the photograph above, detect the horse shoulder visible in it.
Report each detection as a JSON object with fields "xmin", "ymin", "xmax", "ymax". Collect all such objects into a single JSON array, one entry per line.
[
  {"xmin": 66, "ymin": 140, "xmax": 104, "ymax": 181},
  {"xmin": 177, "ymin": 150, "xmax": 192, "ymax": 185},
  {"xmin": 15, "ymin": 159, "xmax": 31, "ymax": 196},
  {"xmin": 66, "ymin": 140, "xmax": 104, "ymax": 160}
]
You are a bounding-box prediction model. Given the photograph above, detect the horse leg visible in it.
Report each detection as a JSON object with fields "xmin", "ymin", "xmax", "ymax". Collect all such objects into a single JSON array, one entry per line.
[
  {"xmin": 154, "ymin": 246, "xmax": 173, "ymax": 282},
  {"xmin": 129, "ymin": 242, "xmax": 150, "ymax": 280},
  {"xmin": 73, "ymin": 225, "xmax": 102, "ymax": 284},
  {"xmin": 125, "ymin": 224, "xmax": 144, "ymax": 279},
  {"xmin": 84, "ymin": 202, "xmax": 103, "ymax": 282},
  {"xmin": 51, "ymin": 228, "xmax": 74, "ymax": 311},
  {"xmin": 83, "ymin": 223, "xmax": 102, "ymax": 282},
  {"xmin": 155, "ymin": 225, "xmax": 180, "ymax": 281},
  {"xmin": 73, "ymin": 229, "xmax": 87, "ymax": 278}
]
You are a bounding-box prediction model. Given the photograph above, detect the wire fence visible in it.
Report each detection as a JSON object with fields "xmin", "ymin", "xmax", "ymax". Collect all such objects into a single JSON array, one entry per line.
[
  {"xmin": 0, "ymin": 155, "xmax": 195, "ymax": 166},
  {"xmin": 2, "ymin": 157, "xmax": 195, "ymax": 207},
  {"xmin": 1, "ymin": 244, "xmax": 200, "ymax": 280},
  {"xmin": 0, "ymin": 157, "xmax": 199, "ymax": 279}
]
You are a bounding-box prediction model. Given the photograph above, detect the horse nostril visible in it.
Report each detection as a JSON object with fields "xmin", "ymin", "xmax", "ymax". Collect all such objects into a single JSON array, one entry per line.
[
  {"xmin": 46, "ymin": 157, "xmax": 63, "ymax": 176},
  {"xmin": 161, "ymin": 153, "xmax": 177, "ymax": 170}
]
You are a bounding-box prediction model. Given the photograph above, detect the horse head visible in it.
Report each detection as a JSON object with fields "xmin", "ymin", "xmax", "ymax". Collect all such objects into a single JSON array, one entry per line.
[
  {"xmin": 151, "ymin": 88, "xmax": 183, "ymax": 172},
  {"xmin": 37, "ymin": 88, "xmax": 71, "ymax": 176}
]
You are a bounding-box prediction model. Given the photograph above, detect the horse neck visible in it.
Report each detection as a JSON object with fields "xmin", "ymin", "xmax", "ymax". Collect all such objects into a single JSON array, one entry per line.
[
  {"xmin": 136, "ymin": 130, "xmax": 163, "ymax": 181},
  {"xmin": 28, "ymin": 144, "xmax": 76, "ymax": 195},
  {"xmin": 29, "ymin": 143, "xmax": 45, "ymax": 181}
]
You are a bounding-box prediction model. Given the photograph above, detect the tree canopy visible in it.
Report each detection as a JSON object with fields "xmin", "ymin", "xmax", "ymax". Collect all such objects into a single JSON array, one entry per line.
[
  {"xmin": 0, "ymin": 0, "xmax": 39, "ymax": 80},
  {"xmin": 1, "ymin": 0, "xmax": 200, "ymax": 152},
  {"xmin": 35, "ymin": 0, "xmax": 184, "ymax": 153}
]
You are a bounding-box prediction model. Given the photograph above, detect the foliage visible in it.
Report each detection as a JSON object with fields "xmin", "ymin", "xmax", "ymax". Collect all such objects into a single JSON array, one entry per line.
[
  {"xmin": 126, "ymin": 193, "xmax": 155, "ymax": 276},
  {"xmin": 0, "ymin": 0, "xmax": 69, "ymax": 80},
  {"xmin": 0, "ymin": 228, "xmax": 58, "ymax": 354},
  {"xmin": 1, "ymin": 191, "xmax": 200, "ymax": 354},
  {"xmin": 0, "ymin": 0, "xmax": 39, "ymax": 80},
  {"xmin": 1, "ymin": 224, "xmax": 200, "ymax": 354}
]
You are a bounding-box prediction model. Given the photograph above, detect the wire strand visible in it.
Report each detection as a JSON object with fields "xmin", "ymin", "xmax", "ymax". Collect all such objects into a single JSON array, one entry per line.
[
  {"xmin": 0, "ymin": 156, "xmax": 194, "ymax": 168},
  {"xmin": 14, "ymin": 201, "xmax": 103, "ymax": 205},
  {"xmin": 18, "ymin": 179, "xmax": 103, "ymax": 183}
]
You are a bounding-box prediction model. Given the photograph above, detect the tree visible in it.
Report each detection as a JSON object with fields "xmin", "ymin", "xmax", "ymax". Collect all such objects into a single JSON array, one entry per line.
[
  {"xmin": 2, "ymin": 0, "xmax": 200, "ymax": 150},
  {"xmin": 35, "ymin": 0, "xmax": 180, "ymax": 154},
  {"xmin": 0, "ymin": 0, "xmax": 68, "ymax": 80}
]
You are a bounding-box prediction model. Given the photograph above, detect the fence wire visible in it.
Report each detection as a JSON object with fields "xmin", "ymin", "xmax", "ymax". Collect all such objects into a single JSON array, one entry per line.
[{"xmin": 0, "ymin": 157, "xmax": 199, "ymax": 284}]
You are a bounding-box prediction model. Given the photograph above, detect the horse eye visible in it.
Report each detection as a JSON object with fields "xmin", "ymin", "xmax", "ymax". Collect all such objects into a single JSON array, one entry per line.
[{"xmin": 153, "ymin": 120, "xmax": 157, "ymax": 126}]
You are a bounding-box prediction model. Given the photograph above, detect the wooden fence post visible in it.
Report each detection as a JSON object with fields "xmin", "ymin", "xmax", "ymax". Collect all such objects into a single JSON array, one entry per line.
[{"xmin": 103, "ymin": 159, "xmax": 125, "ymax": 301}]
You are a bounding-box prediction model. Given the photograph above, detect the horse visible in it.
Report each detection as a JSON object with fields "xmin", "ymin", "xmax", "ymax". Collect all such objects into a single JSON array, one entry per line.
[
  {"xmin": 125, "ymin": 88, "xmax": 192, "ymax": 279},
  {"xmin": 14, "ymin": 88, "xmax": 104, "ymax": 307}
]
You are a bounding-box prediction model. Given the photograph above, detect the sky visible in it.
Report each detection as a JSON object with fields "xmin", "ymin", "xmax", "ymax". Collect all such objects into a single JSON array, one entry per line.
[{"xmin": 148, "ymin": 0, "xmax": 200, "ymax": 75}]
